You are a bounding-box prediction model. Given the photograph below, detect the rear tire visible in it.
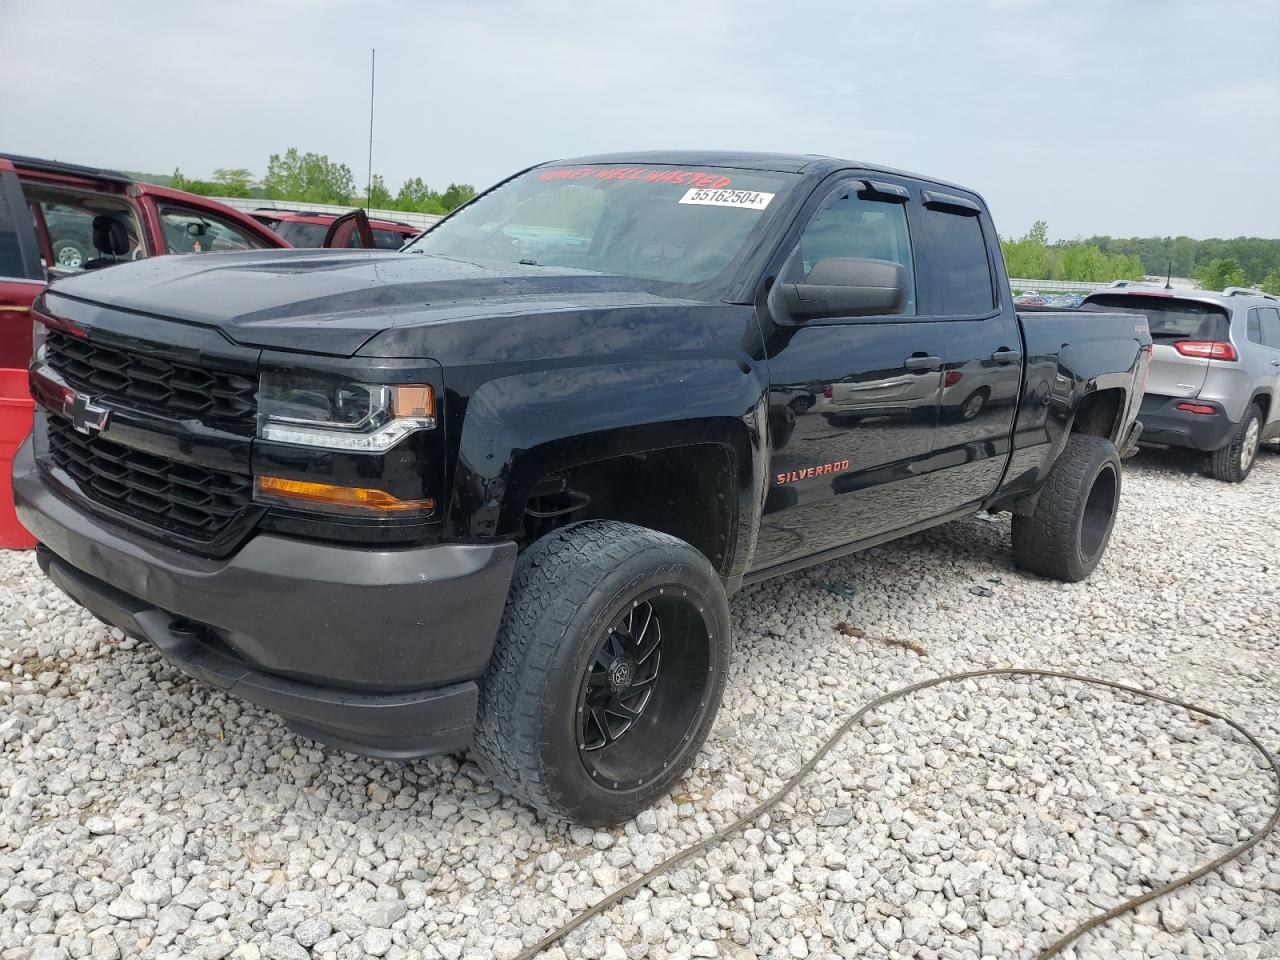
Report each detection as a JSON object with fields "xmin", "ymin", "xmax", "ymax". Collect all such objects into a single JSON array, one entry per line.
[
  {"xmin": 1012, "ymin": 434, "xmax": 1122, "ymax": 582},
  {"xmin": 471, "ymin": 520, "xmax": 731, "ymax": 825},
  {"xmin": 1209, "ymin": 404, "xmax": 1262, "ymax": 483}
]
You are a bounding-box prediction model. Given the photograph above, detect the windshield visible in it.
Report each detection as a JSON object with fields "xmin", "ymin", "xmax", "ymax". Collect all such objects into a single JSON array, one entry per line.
[
  {"xmin": 402, "ymin": 164, "xmax": 799, "ymax": 297},
  {"xmin": 1081, "ymin": 294, "xmax": 1230, "ymax": 340}
]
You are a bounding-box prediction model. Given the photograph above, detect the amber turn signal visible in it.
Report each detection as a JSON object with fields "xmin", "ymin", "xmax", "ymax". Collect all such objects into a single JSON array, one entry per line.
[
  {"xmin": 255, "ymin": 476, "xmax": 434, "ymax": 515},
  {"xmin": 392, "ymin": 384, "xmax": 435, "ymax": 418}
]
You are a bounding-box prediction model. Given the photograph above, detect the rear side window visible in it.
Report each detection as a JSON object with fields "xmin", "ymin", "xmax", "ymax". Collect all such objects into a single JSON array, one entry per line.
[
  {"xmin": 372, "ymin": 228, "xmax": 408, "ymax": 250},
  {"xmin": 276, "ymin": 221, "xmax": 330, "ymax": 247},
  {"xmin": 1259, "ymin": 307, "xmax": 1280, "ymax": 349},
  {"xmin": 924, "ymin": 208, "xmax": 994, "ymax": 314},
  {"xmin": 1248, "ymin": 308, "xmax": 1263, "ymax": 344},
  {"xmin": 1080, "ymin": 294, "xmax": 1230, "ymax": 341}
]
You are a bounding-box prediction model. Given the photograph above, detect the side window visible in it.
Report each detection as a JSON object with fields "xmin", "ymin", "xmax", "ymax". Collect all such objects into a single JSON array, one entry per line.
[
  {"xmin": 924, "ymin": 207, "xmax": 995, "ymax": 315},
  {"xmin": 158, "ymin": 206, "xmax": 272, "ymax": 255},
  {"xmin": 785, "ymin": 189, "xmax": 916, "ymax": 316},
  {"xmin": 1259, "ymin": 307, "xmax": 1280, "ymax": 349},
  {"xmin": 372, "ymin": 229, "xmax": 407, "ymax": 250},
  {"xmin": 39, "ymin": 200, "xmax": 144, "ymax": 273},
  {"xmin": 1247, "ymin": 308, "xmax": 1263, "ymax": 344}
]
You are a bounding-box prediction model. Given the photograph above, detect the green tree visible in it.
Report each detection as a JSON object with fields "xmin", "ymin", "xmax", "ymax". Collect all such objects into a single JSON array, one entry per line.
[
  {"xmin": 366, "ymin": 175, "xmax": 393, "ymax": 208},
  {"xmin": 1001, "ymin": 220, "xmax": 1051, "ymax": 279},
  {"xmin": 1262, "ymin": 267, "xmax": 1280, "ymax": 295},
  {"xmin": 1196, "ymin": 258, "xmax": 1247, "ymax": 291},
  {"xmin": 440, "ymin": 183, "xmax": 476, "ymax": 211},
  {"xmin": 211, "ymin": 168, "xmax": 254, "ymax": 197},
  {"xmin": 394, "ymin": 177, "xmax": 447, "ymax": 214},
  {"xmin": 263, "ymin": 148, "xmax": 355, "ymax": 204}
]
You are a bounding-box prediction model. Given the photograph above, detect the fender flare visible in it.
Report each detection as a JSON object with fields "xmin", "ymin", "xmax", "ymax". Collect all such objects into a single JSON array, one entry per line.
[{"xmin": 446, "ymin": 358, "xmax": 769, "ymax": 582}]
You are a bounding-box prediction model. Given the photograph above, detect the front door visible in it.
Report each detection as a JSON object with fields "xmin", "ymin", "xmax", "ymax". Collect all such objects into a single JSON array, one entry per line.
[{"xmin": 753, "ymin": 177, "xmax": 948, "ymax": 571}]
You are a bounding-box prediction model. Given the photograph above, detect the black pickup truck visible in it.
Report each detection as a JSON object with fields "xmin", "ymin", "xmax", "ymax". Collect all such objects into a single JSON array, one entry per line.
[{"xmin": 14, "ymin": 152, "xmax": 1150, "ymax": 824}]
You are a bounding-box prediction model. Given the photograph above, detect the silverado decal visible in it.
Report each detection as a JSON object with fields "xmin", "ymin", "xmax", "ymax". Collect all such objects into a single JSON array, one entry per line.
[{"xmin": 776, "ymin": 460, "xmax": 850, "ymax": 485}]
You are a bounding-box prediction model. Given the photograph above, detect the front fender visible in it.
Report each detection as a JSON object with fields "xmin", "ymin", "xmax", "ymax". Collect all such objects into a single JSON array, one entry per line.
[{"xmin": 447, "ymin": 357, "xmax": 768, "ymax": 578}]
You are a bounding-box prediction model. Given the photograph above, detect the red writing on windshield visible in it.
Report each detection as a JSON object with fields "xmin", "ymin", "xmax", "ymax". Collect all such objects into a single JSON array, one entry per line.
[{"xmin": 539, "ymin": 167, "xmax": 734, "ymax": 189}]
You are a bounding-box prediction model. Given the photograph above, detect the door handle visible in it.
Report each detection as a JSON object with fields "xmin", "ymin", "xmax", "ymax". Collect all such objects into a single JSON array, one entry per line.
[
  {"xmin": 904, "ymin": 355, "xmax": 942, "ymax": 372},
  {"xmin": 1271, "ymin": 359, "xmax": 1280, "ymax": 367},
  {"xmin": 991, "ymin": 349, "xmax": 1022, "ymax": 364}
]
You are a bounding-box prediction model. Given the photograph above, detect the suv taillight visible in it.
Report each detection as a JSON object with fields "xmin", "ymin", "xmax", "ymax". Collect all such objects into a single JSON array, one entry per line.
[{"xmin": 1174, "ymin": 340, "xmax": 1237, "ymax": 361}]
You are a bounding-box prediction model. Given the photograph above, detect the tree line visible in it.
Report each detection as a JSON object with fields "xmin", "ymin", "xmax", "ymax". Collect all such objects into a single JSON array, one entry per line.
[
  {"xmin": 1002, "ymin": 221, "xmax": 1280, "ymax": 293},
  {"xmin": 166, "ymin": 148, "xmax": 476, "ymax": 216}
]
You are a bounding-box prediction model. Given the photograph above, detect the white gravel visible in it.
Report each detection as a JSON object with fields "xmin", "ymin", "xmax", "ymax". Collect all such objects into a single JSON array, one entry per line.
[{"xmin": 1, "ymin": 446, "xmax": 1278, "ymax": 960}]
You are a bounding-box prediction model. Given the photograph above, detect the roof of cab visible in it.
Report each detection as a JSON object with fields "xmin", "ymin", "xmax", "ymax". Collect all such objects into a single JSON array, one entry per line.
[{"xmin": 547, "ymin": 150, "xmax": 979, "ymax": 195}]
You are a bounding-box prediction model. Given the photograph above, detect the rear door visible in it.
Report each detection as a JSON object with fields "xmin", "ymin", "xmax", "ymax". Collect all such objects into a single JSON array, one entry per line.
[
  {"xmin": 0, "ymin": 160, "xmax": 46, "ymax": 368},
  {"xmin": 1255, "ymin": 306, "xmax": 1280, "ymax": 437},
  {"xmin": 753, "ymin": 175, "xmax": 949, "ymax": 572},
  {"xmin": 921, "ymin": 192, "xmax": 1022, "ymax": 507}
]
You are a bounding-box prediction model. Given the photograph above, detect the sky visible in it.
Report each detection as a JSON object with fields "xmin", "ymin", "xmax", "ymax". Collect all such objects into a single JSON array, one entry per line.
[{"xmin": 1, "ymin": 0, "xmax": 1277, "ymax": 241}]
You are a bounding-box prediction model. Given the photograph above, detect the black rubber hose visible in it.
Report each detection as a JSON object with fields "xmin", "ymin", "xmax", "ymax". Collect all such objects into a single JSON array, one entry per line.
[{"xmin": 514, "ymin": 668, "xmax": 1280, "ymax": 960}]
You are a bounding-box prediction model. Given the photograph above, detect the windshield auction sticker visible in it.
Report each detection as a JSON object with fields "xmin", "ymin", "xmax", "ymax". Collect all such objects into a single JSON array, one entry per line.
[{"xmin": 679, "ymin": 187, "xmax": 774, "ymax": 210}]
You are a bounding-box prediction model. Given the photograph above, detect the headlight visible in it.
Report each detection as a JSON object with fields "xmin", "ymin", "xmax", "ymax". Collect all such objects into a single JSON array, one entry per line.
[{"xmin": 257, "ymin": 373, "xmax": 435, "ymax": 451}]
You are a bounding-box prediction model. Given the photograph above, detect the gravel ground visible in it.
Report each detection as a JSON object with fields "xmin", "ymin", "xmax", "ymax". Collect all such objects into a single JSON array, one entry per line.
[{"xmin": 1, "ymin": 447, "xmax": 1278, "ymax": 960}]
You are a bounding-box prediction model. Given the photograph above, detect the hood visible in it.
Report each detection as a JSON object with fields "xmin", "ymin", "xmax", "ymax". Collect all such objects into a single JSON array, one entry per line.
[{"xmin": 46, "ymin": 248, "xmax": 682, "ymax": 356}]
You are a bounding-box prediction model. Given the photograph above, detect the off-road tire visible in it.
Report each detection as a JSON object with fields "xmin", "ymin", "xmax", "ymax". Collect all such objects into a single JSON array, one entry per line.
[
  {"xmin": 471, "ymin": 520, "xmax": 731, "ymax": 825},
  {"xmin": 1208, "ymin": 404, "xmax": 1262, "ymax": 483},
  {"xmin": 1012, "ymin": 434, "xmax": 1122, "ymax": 582}
]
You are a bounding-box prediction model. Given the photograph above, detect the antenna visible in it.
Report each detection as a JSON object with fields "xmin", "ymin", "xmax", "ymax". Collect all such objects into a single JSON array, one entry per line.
[
  {"xmin": 366, "ymin": 48, "xmax": 376, "ymax": 211},
  {"xmin": 1165, "ymin": 259, "xmax": 1172, "ymax": 290}
]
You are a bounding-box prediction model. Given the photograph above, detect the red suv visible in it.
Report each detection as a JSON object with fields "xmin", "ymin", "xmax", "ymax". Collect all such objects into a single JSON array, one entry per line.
[
  {"xmin": 251, "ymin": 209, "xmax": 419, "ymax": 249},
  {"xmin": 0, "ymin": 154, "xmax": 293, "ymax": 368}
]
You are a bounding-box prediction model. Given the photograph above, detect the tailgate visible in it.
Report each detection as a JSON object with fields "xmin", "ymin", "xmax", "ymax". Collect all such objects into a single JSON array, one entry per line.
[{"xmin": 1080, "ymin": 293, "xmax": 1231, "ymax": 400}]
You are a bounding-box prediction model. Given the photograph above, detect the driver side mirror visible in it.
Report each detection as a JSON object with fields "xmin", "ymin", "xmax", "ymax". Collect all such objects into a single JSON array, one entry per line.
[
  {"xmin": 778, "ymin": 257, "xmax": 908, "ymax": 322},
  {"xmin": 186, "ymin": 222, "xmax": 207, "ymax": 238}
]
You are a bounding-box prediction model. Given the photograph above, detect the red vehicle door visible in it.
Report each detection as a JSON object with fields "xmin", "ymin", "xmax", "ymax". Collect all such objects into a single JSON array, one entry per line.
[
  {"xmin": 323, "ymin": 209, "xmax": 377, "ymax": 248},
  {"xmin": 133, "ymin": 184, "xmax": 289, "ymax": 256},
  {"xmin": 0, "ymin": 159, "xmax": 47, "ymax": 369}
]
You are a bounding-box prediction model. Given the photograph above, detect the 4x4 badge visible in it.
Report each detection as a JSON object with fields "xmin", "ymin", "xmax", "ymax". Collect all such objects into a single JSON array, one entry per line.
[{"xmin": 64, "ymin": 391, "xmax": 111, "ymax": 435}]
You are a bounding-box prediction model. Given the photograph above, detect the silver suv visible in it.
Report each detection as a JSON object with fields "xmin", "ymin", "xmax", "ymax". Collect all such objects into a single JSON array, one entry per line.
[{"xmin": 1082, "ymin": 285, "xmax": 1280, "ymax": 482}]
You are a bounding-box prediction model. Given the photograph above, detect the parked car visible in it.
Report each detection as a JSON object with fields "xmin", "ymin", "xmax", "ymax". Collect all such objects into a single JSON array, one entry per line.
[
  {"xmin": 251, "ymin": 209, "xmax": 419, "ymax": 249},
  {"xmin": 16, "ymin": 151, "xmax": 1150, "ymax": 824},
  {"xmin": 1081, "ymin": 286, "xmax": 1280, "ymax": 482},
  {"xmin": 0, "ymin": 154, "xmax": 293, "ymax": 369}
]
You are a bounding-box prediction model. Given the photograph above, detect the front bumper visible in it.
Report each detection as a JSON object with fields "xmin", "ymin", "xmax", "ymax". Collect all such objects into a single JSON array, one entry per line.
[
  {"xmin": 1137, "ymin": 395, "xmax": 1236, "ymax": 452},
  {"xmin": 13, "ymin": 438, "xmax": 518, "ymax": 758}
]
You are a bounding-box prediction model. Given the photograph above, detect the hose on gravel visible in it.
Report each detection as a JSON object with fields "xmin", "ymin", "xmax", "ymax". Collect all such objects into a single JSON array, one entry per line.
[{"xmin": 515, "ymin": 668, "xmax": 1280, "ymax": 960}]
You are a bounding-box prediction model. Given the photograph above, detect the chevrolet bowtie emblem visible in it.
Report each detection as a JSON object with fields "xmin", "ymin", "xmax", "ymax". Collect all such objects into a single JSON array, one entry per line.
[{"xmin": 64, "ymin": 391, "xmax": 111, "ymax": 435}]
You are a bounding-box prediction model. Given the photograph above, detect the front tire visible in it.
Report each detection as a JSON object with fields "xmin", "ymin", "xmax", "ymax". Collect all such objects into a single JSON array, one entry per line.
[
  {"xmin": 1209, "ymin": 404, "xmax": 1262, "ymax": 483},
  {"xmin": 472, "ymin": 521, "xmax": 731, "ymax": 825},
  {"xmin": 1012, "ymin": 434, "xmax": 1122, "ymax": 582}
]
